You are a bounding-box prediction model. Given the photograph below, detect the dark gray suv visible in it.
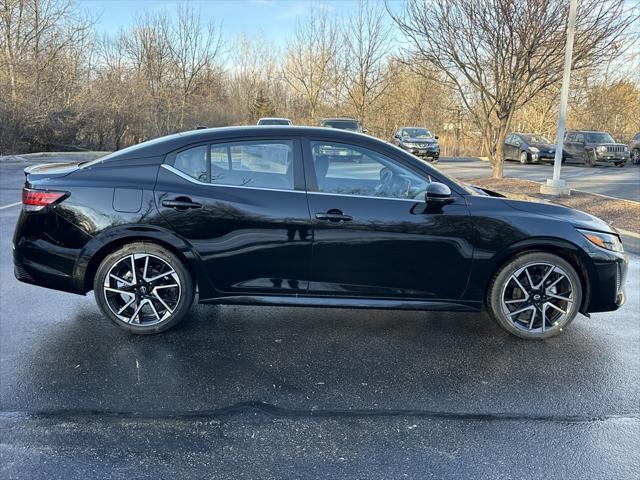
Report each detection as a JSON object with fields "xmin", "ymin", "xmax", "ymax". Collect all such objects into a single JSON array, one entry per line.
[
  {"xmin": 629, "ymin": 132, "xmax": 640, "ymax": 164},
  {"xmin": 564, "ymin": 130, "xmax": 629, "ymax": 167}
]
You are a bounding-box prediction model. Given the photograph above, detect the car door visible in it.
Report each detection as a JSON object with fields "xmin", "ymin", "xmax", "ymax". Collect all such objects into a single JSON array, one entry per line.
[
  {"xmin": 504, "ymin": 134, "xmax": 517, "ymax": 160},
  {"xmin": 564, "ymin": 133, "xmax": 580, "ymax": 159},
  {"xmin": 154, "ymin": 137, "xmax": 312, "ymax": 297},
  {"xmin": 303, "ymin": 138, "xmax": 473, "ymax": 300}
]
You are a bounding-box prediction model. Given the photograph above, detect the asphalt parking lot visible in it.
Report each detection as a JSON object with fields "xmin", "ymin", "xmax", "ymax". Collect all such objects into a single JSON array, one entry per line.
[
  {"xmin": 1, "ymin": 157, "xmax": 639, "ymax": 479},
  {"xmin": 438, "ymin": 157, "xmax": 640, "ymax": 202}
]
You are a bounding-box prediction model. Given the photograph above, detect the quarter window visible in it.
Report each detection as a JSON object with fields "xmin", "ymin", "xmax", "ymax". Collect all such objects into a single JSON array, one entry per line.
[
  {"xmin": 174, "ymin": 145, "xmax": 208, "ymax": 182},
  {"xmin": 310, "ymin": 141, "xmax": 429, "ymax": 200}
]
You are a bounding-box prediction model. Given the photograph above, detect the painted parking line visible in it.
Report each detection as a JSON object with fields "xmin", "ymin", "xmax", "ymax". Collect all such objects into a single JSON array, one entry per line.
[{"xmin": 0, "ymin": 202, "xmax": 21, "ymax": 210}]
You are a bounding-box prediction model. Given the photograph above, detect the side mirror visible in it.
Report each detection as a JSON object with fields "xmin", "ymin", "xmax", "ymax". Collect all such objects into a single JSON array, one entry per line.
[
  {"xmin": 434, "ymin": 135, "xmax": 439, "ymax": 140},
  {"xmin": 393, "ymin": 134, "xmax": 400, "ymax": 139},
  {"xmin": 425, "ymin": 182, "xmax": 453, "ymax": 204},
  {"xmin": 362, "ymin": 128, "xmax": 368, "ymax": 134}
]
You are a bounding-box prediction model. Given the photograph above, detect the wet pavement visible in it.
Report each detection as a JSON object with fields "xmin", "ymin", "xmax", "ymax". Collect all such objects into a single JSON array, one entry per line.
[{"xmin": 1, "ymin": 158, "xmax": 638, "ymax": 479}]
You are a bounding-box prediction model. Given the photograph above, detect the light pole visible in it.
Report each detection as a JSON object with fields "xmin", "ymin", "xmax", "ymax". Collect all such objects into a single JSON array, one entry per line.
[{"xmin": 541, "ymin": 0, "xmax": 578, "ymax": 196}]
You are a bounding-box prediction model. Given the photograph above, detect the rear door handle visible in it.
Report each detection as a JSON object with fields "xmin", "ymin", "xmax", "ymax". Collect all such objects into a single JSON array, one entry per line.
[
  {"xmin": 162, "ymin": 198, "xmax": 202, "ymax": 210},
  {"xmin": 315, "ymin": 210, "xmax": 353, "ymax": 223}
]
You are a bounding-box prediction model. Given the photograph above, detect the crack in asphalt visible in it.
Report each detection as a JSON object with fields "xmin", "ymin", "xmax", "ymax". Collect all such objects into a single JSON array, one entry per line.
[{"xmin": 1, "ymin": 401, "xmax": 639, "ymax": 424}]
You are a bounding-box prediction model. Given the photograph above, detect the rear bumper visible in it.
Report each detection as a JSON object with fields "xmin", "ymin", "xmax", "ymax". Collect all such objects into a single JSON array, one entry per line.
[{"xmin": 13, "ymin": 209, "xmax": 90, "ymax": 295}]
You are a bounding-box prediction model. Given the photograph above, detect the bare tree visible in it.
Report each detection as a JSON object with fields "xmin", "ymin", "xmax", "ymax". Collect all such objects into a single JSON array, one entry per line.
[
  {"xmin": 283, "ymin": 7, "xmax": 338, "ymax": 121},
  {"xmin": 343, "ymin": 0, "xmax": 395, "ymax": 125},
  {"xmin": 167, "ymin": 4, "xmax": 223, "ymax": 129},
  {"xmin": 391, "ymin": 0, "xmax": 639, "ymax": 178}
]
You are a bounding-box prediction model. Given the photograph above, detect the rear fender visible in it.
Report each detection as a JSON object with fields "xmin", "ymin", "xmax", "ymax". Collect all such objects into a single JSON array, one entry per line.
[{"xmin": 74, "ymin": 224, "xmax": 215, "ymax": 297}]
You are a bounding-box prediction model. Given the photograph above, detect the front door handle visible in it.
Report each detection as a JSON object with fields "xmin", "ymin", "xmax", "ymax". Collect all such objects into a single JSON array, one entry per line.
[
  {"xmin": 162, "ymin": 198, "xmax": 202, "ymax": 210},
  {"xmin": 315, "ymin": 210, "xmax": 353, "ymax": 223}
]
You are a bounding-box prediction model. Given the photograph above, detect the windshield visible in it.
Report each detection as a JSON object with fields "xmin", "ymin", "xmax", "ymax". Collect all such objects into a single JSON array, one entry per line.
[
  {"xmin": 258, "ymin": 119, "xmax": 290, "ymax": 125},
  {"xmin": 322, "ymin": 120, "xmax": 359, "ymax": 131},
  {"xmin": 402, "ymin": 128, "xmax": 432, "ymax": 139},
  {"xmin": 521, "ymin": 134, "xmax": 552, "ymax": 144},
  {"xmin": 586, "ymin": 132, "xmax": 616, "ymax": 143}
]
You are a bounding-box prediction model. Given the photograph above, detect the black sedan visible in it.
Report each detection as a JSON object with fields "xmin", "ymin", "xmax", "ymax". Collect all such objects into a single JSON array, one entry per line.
[
  {"xmin": 13, "ymin": 127, "xmax": 628, "ymax": 339},
  {"xmin": 504, "ymin": 133, "xmax": 559, "ymax": 164}
]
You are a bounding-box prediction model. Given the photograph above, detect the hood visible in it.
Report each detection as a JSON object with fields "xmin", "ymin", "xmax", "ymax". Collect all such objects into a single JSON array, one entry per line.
[
  {"xmin": 529, "ymin": 142, "xmax": 555, "ymax": 151},
  {"xmin": 585, "ymin": 142, "xmax": 627, "ymax": 147},
  {"xmin": 403, "ymin": 137, "xmax": 437, "ymax": 144},
  {"xmin": 504, "ymin": 198, "xmax": 615, "ymax": 233}
]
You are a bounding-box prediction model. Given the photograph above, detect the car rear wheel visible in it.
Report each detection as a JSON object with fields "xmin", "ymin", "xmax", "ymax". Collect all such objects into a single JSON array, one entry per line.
[
  {"xmin": 94, "ymin": 242, "xmax": 195, "ymax": 334},
  {"xmin": 487, "ymin": 252, "xmax": 582, "ymax": 340},
  {"xmin": 519, "ymin": 151, "xmax": 529, "ymax": 164}
]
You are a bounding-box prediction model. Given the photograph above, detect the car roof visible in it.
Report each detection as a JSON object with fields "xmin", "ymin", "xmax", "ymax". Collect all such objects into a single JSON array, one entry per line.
[
  {"xmin": 258, "ymin": 117, "xmax": 290, "ymax": 121},
  {"xmin": 99, "ymin": 126, "xmax": 374, "ymax": 161},
  {"xmin": 566, "ymin": 130, "xmax": 609, "ymax": 134},
  {"xmin": 399, "ymin": 126, "xmax": 430, "ymax": 130}
]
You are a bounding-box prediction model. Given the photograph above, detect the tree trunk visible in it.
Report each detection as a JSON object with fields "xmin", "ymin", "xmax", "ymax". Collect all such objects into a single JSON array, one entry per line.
[{"xmin": 492, "ymin": 116, "xmax": 510, "ymax": 179}]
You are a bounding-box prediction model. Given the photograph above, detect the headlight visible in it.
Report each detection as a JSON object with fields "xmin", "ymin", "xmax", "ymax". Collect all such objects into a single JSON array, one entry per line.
[
  {"xmin": 578, "ymin": 229, "xmax": 624, "ymax": 253},
  {"xmin": 596, "ymin": 145, "xmax": 607, "ymax": 153},
  {"xmin": 529, "ymin": 147, "xmax": 539, "ymax": 153}
]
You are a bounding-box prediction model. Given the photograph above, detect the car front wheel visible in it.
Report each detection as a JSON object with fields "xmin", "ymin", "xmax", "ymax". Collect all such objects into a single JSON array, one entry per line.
[
  {"xmin": 94, "ymin": 242, "xmax": 195, "ymax": 334},
  {"xmin": 487, "ymin": 252, "xmax": 583, "ymax": 340},
  {"xmin": 519, "ymin": 151, "xmax": 529, "ymax": 164}
]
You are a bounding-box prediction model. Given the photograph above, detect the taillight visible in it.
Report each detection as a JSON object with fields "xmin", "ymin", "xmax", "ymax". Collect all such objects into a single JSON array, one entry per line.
[{"xmin": 22, "ymin": 188, "xmax": 67, "ymax": 212}]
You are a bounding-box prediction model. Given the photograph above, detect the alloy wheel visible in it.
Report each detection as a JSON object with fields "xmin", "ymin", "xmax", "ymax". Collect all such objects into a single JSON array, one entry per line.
[
  {"xmin": 103, "ymin": 253, "xmax": 181, "ymax": 326},
  {"xmin": 500, "ymin": 262, "xmax": 575, "ymax": 334}
]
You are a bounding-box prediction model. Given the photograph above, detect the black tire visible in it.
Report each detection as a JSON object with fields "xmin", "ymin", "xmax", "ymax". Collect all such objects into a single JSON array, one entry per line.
[
  {"xmin": 583, "ymin": 151, "xmax": 596, "ymax": 167},
  {"xmin": 631, "ymin": 149, "xmax": 640, "ymax": 165},
  {"xmin": 94, "ymin": 242, "xmax": 195, "ymax": 334},
  {"xmin": 487, "ymin": 252, "xmax": 583, "ymax": 340},
  {"xmin": 615, "ymin": 161, "xmax": 625, "ymax": 168},
  {"xmin": 519, "ymin": 151, "xmax": 529, "ymax": 164}
]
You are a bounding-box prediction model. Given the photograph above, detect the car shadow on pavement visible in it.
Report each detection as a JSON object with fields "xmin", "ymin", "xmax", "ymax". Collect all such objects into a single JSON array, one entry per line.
[{"xmin": 5, "ymin": 302, "xmax": 635, "ymax": 420}]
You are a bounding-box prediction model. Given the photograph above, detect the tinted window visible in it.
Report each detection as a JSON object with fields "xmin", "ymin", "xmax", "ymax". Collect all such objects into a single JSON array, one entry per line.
[
  {"xmin": 322, "ymin": 120, "xmax": 360, "ymax": 131},
  {"xmin": 575, "ymin": 133, "xmax": 585, "ymax": 143},
  {"xmin": 310, "ymin": 141, "xmax": 428, "ymax": 200},
  {"xmin": 513, "ymin": 136, "xmax": 522, "ymax": 146},
  {"xmin": 210, "ymin": 140, "xmax": 294, "ymax": 190},
  {"xmin": 258, "ymin": 119, "xmax": 290, "ymax": 125},
  {"xmin": 522, "ymin": 134, "xmax": 552, "ymax": 144},
  {"xmin": 586, "ymin": 132, "xmax": 615, "ymax": 143},
  {"xmin": 401, "ymin": 128, "xmax": 432, "ymax": 139},
  {"xmin": 174, "ymin": 145, "xmax": 208, "ymax": 182}
]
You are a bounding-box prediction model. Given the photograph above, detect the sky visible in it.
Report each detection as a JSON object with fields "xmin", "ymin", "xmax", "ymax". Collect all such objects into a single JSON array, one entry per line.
[{"xmin": 79, "ymin": 0, "xmax": 404, "ymax": 48}]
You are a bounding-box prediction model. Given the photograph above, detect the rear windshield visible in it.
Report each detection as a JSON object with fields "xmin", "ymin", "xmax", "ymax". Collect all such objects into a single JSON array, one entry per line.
[
  {"xmin": 79, "ymin": 133, "xmax": 180, "ymax": 167},
  {"xmin": 586, "ymin": 132, "xmax": 615, "ymax": 143},
  {"xmin": 322, "ymin": 120, "xmax": 359, "ymax": 131}
]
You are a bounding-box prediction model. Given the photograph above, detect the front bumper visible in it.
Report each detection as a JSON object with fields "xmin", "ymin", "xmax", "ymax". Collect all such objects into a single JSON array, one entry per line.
[
  {"xmin": 596, "ymin": 153, "xmax": 628, "ymax": 164},
  {"xmin": 585, "ymin": 250, "xmax": 628, "ymax": 313},
  {"xmin": 403, "ymin": 146, "xmax": 440, "ymax": 159}
]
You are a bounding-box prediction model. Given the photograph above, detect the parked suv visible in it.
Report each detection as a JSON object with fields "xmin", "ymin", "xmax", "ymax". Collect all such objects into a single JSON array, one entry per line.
[
  {"xmin": 564, "ymin": 130, "xmax": 629, "ymax": 167},
  {"xmin": 629, "ymin": 132, "xmax": 640, "ymax": 164},
  {"xmin": 504, "ymin": 133, "xmax": 558, "ymax": 164},
  {"xmin": 392, "ymin": 127, "xmax": 440, "ymax": 163}
]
